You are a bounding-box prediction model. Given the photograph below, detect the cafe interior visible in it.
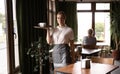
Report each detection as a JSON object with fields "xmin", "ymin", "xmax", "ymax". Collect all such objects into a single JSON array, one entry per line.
[{"xmin": 1, "ymin": 0, "xmax": 120, "ymax": 74}]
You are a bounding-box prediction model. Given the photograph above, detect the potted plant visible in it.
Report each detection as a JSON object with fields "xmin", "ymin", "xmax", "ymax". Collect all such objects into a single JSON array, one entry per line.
[
  {"xmin": 27, "ymin": 37, "xmax": 51, "ymax": 74},
  {"xmin": 110, "ymin": 1, "xmax": 120, "ymax": 60}
]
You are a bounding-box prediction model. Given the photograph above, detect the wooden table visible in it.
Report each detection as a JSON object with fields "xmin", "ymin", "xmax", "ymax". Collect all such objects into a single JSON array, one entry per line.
[{"xmin": 55, "ymin": 62, "xmax": 119, "ymax": 74}]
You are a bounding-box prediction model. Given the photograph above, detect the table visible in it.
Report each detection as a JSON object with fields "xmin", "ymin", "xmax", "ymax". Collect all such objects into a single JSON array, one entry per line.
[
  {"xmin": 55, "ymin": 62, "xmax": 119, "ymax": 74},
  {"xmin": 82, "ymin": 48, "xmax": 101, "ymax": 54},
  {"xmin": 81, "ymin": 48, "xmax": 101, "ymax": 58}
]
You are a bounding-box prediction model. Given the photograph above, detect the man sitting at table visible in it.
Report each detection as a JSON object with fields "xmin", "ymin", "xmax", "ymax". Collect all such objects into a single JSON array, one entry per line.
[{"xmin": 82, "ymin": 29, "xmax": 97, "ymax": 49}]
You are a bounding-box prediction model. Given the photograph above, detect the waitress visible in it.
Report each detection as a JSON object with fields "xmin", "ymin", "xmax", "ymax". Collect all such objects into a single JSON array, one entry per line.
[{"xmin": 46, "ymin": 11, "xmax": 75, "ymax": 73}]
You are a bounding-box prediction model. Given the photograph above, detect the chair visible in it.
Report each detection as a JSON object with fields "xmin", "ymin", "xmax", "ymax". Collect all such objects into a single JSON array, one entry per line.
[{"xmin": 91, "ymin": 57, "xmax": 114, "ymax": 65}]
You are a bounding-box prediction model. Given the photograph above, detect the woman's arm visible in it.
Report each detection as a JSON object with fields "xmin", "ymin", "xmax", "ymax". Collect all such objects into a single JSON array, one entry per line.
[{"xmin": 46, "ymin": 28, "xmax": 52, "ymax": 44}]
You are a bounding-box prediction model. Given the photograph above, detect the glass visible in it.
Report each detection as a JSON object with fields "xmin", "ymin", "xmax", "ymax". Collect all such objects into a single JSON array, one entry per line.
[
  {"xmin": 77, "ymin": 12, "xmax": 92, "ymax": 42},
  {"xmin": 77, "ymin": 3, "xmax": 110, "ymax": 45},
  {"xmin": 95, "ymin": 12, "xmax": 110, "ymax": 45},
  {"xmin": 0, "ymin": 0, "xmax": 8, "ymax": 73},
  {"xmin": 77, "ymin": 3, "xmax": 91, "ymax": 10},
  {"xmin": 96, "ymin": 3, "xmax": 110, "ymax": 10}
]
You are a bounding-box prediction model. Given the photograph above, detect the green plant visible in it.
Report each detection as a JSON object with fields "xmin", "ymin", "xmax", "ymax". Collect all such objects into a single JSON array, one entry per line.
[
  {"xmin": 27, "ymin": 37, "xmax": 50, "ymax": 72},
  {"xmin": 110, "ymin": 2, "xmax": 120, "ymax": 60},
  {"xmin": 111, "ymin": 2, "xmax": 120, "ymax": 51}
]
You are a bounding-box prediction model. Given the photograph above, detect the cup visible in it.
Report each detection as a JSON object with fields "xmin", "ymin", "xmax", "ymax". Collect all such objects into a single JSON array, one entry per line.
[
  {"xmin": 38, "ymin": 22, "xmax": 46, "ymax": 28},
  {"xmin": 85, "ymin": 59, "xmax": 91, "ymax": 69},
  {"xmin": 81, "ymin": 59, "xmax": 91, "ymax": 69}
]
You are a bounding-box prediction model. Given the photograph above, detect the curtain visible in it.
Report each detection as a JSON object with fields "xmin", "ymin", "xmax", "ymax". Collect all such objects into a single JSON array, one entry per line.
[
  {"xmin": 56, "ymin": 1, "xmax": 78, "ymax": 41},
  {"xmin": 16, "ymin": 0, "xmax": 48, "ymax": 74}
]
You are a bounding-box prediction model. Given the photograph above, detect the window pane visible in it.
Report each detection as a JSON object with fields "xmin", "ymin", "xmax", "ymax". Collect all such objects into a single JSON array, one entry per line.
[
  {"xmin": 0, "ymin": 0, "xmax": 8, "ymax": 73},
  {"xmin": 77, "ymin": 12, "xmax": 92, "ymax": 42},
  {"xmin": 95, "ymin": 12, "xmax": 110, "ymax": 45},
  {"xmin": 77, "ymin": 3, "xmax": 91, "ymax": 10},
  {"xmin": 96, "ymin": 3, "xmax": 110, "ymax": 10}
]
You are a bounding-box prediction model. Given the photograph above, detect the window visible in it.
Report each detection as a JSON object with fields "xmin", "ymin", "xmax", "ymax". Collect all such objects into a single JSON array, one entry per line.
[
  {"xmin": 77, "ymin": 3, "xmax": 110, "ymax": 45},
  {"xmin": 48, "ymin": 0, "xmax": 56, "ymax": 27},
  {"xmin": 0, "ymin": 0, "xmax": 20, "ymax": 73},
  {"xmin": 0, "ymin": 0, "xmax": 8, "ymax": 73},
  {"xmin": 12, "ymin": 0, "xmax": 20, "ymax": 68}
]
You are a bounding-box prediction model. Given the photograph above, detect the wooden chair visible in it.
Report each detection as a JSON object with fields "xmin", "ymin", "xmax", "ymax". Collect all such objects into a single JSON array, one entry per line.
[{"xmin": 91, "ymin": 57, "xmax": 114, "ymax": 65}]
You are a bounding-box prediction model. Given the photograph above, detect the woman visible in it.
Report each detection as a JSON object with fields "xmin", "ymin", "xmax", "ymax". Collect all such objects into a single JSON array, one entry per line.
[
  {"xmin": 82, "ymin": 29, "xmax": 97, "ymax": 49},
  {"xmin": 46, "ymin": 11, "xmax": 75, "ymax": 72}
]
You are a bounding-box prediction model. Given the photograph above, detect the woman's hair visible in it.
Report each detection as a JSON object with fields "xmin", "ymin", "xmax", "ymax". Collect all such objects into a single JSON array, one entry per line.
[{"xmin": 57, "ymin": 11, "xmax": 66, "ymax": 19}]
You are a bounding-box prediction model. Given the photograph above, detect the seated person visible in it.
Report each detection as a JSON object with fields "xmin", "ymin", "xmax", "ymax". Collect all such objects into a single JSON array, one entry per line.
[{"xmin": 82, "ymin": 29, "xmax": 97, "ymax": 49}]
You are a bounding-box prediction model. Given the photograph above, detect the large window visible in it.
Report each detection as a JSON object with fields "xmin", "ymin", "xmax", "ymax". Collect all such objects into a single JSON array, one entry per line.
[
  {"xmin": 77, "ymin": 3, "xmax": 110, "ymax": 45},
  {"xmin": 0, "ymin": 0, "xmax": 20, "ymax": 74}
]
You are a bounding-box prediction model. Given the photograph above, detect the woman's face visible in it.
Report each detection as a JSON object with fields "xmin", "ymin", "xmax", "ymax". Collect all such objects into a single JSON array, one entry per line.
[{"xmin": 57, "ymin": 14, "xmax": 65, "ymax": 26}]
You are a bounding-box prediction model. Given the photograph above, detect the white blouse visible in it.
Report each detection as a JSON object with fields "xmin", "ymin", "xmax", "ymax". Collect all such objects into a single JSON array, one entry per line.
[{"xmin": 51, "ymin": 25, "xmax": 74, "ymax": 44}]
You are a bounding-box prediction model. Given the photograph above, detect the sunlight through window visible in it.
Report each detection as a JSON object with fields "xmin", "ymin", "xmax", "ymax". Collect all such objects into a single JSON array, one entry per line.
[
  {"xmin": 77, "ymin": 3, "xmax": 110, "ymax": 45},
  {"xmin": 0, "ymin": 0, "xmax": 8, "ymax": 74}
]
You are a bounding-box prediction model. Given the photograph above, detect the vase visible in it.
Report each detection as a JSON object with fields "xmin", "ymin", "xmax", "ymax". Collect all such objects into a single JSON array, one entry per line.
[{"xmin": 112, "ymin": 50, "xmax": 120, "ymax": 60}]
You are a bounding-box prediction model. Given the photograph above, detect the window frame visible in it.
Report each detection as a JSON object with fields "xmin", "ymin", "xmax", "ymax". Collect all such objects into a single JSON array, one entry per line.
[
  {"xmin": 5, "ymin": 0, "xmax": 20, "ymax": 73},
  {"xmin": 77, "ymin": 2, "xmax": 110, "ymax": 42},
  {"xmin": 48, "ymin": 0, "xmax": 56, "ymax": 27}
]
